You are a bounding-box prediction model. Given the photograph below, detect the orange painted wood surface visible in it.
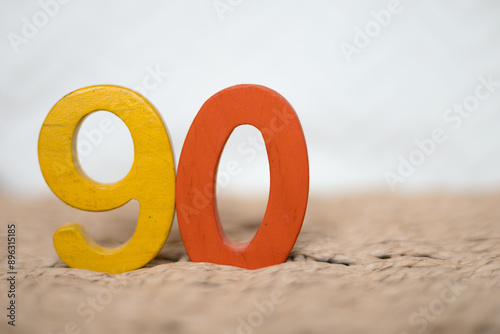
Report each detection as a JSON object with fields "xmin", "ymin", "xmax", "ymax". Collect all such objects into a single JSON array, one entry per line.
[{"xmin": 176, "ymin": 84, "xmax": 309, "ymax": 269}]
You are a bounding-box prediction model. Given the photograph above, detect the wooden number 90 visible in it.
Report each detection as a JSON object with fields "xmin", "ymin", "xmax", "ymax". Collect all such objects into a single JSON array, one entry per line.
[
  {"xmin": 38, "ymin": 85, "xmax": 176, "ymax": 274},
  {"xmin": 38, "ymin": 84, "xmax": 308, "ymax": 273}
]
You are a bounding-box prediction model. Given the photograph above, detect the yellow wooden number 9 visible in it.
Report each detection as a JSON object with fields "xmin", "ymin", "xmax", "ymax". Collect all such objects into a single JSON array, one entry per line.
[{"xmin": 38, "ymin": 85, "xmax": 176, "ymax": 274}]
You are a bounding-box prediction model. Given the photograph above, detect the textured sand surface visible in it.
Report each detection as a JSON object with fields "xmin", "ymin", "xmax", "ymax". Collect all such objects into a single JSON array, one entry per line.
[{"xmin": 1, "ymin": 193, "xmax": 500, "ymax": 334}]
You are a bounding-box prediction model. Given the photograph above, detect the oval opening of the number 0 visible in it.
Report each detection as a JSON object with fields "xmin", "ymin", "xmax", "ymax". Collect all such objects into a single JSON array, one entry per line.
[{"xmin": 176, "ymin": 84, "xmax": 309, "ymax": 269}]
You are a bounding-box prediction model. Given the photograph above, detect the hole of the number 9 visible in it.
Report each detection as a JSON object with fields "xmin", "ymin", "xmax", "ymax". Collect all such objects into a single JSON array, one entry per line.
[
  {"xmin": 216, "ymin": 125, "xmax": 270, "ymax": 243},
  {"xmin": 75, "ymin": 111, "xmax": 134, "ymax": 184}
]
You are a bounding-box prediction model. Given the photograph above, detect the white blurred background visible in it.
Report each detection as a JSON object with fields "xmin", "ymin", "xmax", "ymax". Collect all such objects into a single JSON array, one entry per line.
[{"xmin": 1, "ymin": 0, "xmax": 500, "ymax": 199}]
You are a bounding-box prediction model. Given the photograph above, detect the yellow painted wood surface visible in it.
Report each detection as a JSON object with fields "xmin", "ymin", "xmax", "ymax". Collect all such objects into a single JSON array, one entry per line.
[{"xmin": 38, "ymin": 85, "xmax": 176, "ymax": 274}]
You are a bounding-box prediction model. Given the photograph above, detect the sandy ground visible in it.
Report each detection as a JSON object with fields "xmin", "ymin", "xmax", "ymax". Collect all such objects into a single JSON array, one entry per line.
[{"xmin": 1, "ymin": 192, "xmax": 500, "ymax": 334}]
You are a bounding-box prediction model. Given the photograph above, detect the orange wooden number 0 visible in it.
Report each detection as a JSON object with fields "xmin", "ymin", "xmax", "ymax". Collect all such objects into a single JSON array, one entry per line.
[{"xmin": 176, "ymin": 84, "xmax": 309, "ymax": 269}]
